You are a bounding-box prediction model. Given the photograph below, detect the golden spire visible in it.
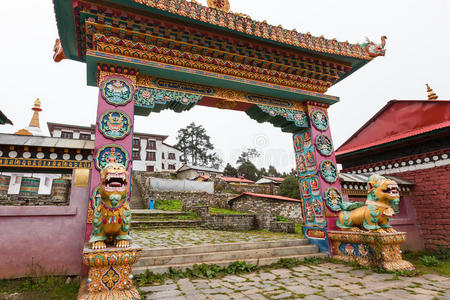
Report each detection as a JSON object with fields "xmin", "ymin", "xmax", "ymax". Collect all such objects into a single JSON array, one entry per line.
[
  {"xmin": 426, "ymin": 84, "xmax": 438, "ymax": 100},
  {"xmin": 14, "ymin": 99, "xmax": 42, "ymax": 136},
  {"xmin": 29, "ymin": 98, "xmax": 42, "ymax": 128}
]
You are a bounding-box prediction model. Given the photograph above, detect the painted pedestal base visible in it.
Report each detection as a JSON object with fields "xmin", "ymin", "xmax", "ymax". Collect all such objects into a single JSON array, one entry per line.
[
  {"xmin": 328, "ymin": 231, "xmax": 415, "ymax": 271},
  {"xmin": 78, "ymin": 245, "xmax": 142, "ymax": 300}
]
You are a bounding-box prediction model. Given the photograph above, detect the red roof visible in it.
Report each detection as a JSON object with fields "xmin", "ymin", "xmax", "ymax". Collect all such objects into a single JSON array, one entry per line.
[
  {"xmin": 336, "ymin": 100, "xmax": 450, "ymax": 156},
  {"xmin": 263, "ymin": 176, "xmax": 285, "ymax": 183},
  {"xmin": 221, "ymin": 177, "xmax": 255, "ymax": 184},
  {"xmin": 229, "ymin": 192, "xmax": 302, "ymax": 203}
]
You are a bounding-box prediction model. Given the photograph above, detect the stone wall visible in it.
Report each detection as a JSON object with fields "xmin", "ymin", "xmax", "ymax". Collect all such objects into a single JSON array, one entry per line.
[
  {"xmin": 205, "ymin": 214, "xmax": 256, "ymax": 231},
  {"xmin": 148, "ymin": 190, "xmax": 233, "ymax": 210},
  {"xmin": 230, "ymin": 195, "xmax": 303, "ymax": 225},
  {"xmin": 391, "ymin": 163, "xmax": 450, "ymax": 250}
]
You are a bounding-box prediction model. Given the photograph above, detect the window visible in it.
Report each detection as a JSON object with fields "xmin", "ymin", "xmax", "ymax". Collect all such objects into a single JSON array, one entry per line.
[
  {"xmin": 147, "ymin": 140, "xmax": 156, "ymax": 150},
  {"xmin": 79, "ymin": 133, "xmax": 90, "ymax": 140},
  {"xmin": 168, "ymin": 164, "xmax": 176, "ymax": 170},
  {"xmin": 133, "ymin": 139, "xmax": 140, "ymax": 148},
  {"xmin": 146, "ymin": 152, "xmax": 156, "ymax": 161},
  {"xmin": 146, "ymin": 165, "xmax": 154, "ymax": 172},
  {"xmin": 162, "ymin": 152, "xmax": 165, "ymax": 159},
  {"xmin": 168, "ymin": 153, "xmax": 176, "ymax": 160},
  {"xmin": 61, "ymin": 131, "xmax": 73, "ymax": 139},
  {"xmin": 161, "ymin": 163, "xmax": 165, "ymax": 170},
  {"xmin": 132, "ymin": 151, "xmax": 140, "ymax": 160}
]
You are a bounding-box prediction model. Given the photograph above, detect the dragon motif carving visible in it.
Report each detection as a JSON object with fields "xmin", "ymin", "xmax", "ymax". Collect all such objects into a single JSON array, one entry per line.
[{"xmin": 362, "ymin": 36, "xmax": 387, "ymax": 58}]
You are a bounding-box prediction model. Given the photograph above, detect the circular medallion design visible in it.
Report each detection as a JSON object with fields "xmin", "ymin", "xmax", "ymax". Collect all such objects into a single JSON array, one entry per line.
[
  {"xmin": 101, "ymin": 78, "xmax": 132, "ymax": 106},
  {"xmin": 95, "ymin": 145, "xmax": 129, "ymax": 170},
  {"xmin": 315, "ymin": 134, "xmax": 333, "ymax": 156},
  {"xmin": 99, "ymin": 110, "xmax": 131, "ymax": 140},
  {"xmin": 311, "ymin": 110, "xmax": 329, "ymax": 131},
  {"xmin": 325, "ymin": 187, "xmax": 343, "ymax": 212},
  {"xmin": 319, "ymin": 160, "xmax": 338, "ymax": 183}
]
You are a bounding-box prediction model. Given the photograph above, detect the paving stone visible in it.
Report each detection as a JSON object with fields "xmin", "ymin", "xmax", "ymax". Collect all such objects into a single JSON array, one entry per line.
[
  {"xmin": 132, "ymin": 228, "xmax": 298, "ymax": 248},
  {"xmin": 422, "ymin": 273, "xmax": 450, "ymax": 282},
  {"xmin": 303, "ymin": 296, "xmax": 325, "ymax": 300},
  {"xmin": 203, "ymin": 287, "xmax": 233, "ymax": 294},
  {"xmin": 209, "ymin": 294, "xmax": 232, "ymax": 300},
  {"xmin": 292, "ymin": 265, "xmax": 313, "ymax": 272},
  {"xmin": 259, "ymin": 272, "xmax": 276, "ymax": 280},
  {"xmin": 140, "ymin": 284, "xmax": 177, "ymax": 293},
  {"xmin": 223, "ymin": 275, "xmax": 247, "ymax": 283},
  {"xmin": 286, "ymin": 285, "xmax": 320, "ymax": 295},
  {"xmin": 246, "ymin": 294, "xmax": 267, "ymax": 300},
  {"xmin": 145, "ymin": 289, "xmax": 182, "ymax": 299},
  {"xmin": 137, "ymin": 261, "xmax": 447, "ymax": 300},
  {"xmin": 271, "ymin": 291, "xmax": 292, "ymax": 299},
  {"xmin": 228, "ymin": 292, "xmax": 249, "ymax": 299}
]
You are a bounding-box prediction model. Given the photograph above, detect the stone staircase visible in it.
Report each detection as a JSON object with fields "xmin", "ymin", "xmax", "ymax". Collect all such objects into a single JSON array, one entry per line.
[
  {"xmin": 130, "ymin": 178, "xmax": 146, "ymax": 209},
  {"xmin": 133, "ymin": 239, "xmax": 327, "ymax": 274},
  {"xmin": 131, "ymin": 209, "xmax": 203, "ymax": 229}
]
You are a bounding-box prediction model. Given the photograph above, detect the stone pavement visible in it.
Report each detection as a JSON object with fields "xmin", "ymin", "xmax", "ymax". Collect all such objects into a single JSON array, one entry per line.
[
  {"xmin": 132, "ymin": 228, "xmax": 298, "ymax": 248},
  {"xmin": 139, "ymin": 262, "xmax": 450, "ymax": 300}
]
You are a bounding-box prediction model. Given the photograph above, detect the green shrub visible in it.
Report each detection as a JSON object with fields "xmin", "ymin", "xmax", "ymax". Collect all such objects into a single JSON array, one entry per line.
[
  {"xmin": 276, "ymin": 215, "xmax": 290, "ymax": 222},
  {"xmin": 155, "ymin": 199, "xmax": 182, "ymax": 211},
  {"xmin": 436, "ymin": 246, "xmax": 450, "ymax": 260},
  {"xmin": 420, "ymin": 255, "xmax": 441, "ymax": 267}
]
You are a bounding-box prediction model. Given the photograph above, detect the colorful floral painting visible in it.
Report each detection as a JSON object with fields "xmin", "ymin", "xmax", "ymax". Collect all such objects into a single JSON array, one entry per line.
[
  {"xmin": 325, "ymin": 187, "xmax": 343, "ymax": 211},
  {"xmin": 102, "ymin": 78, "xmax": 133, "ymax": 106},
  {"xmin": 315, "ymin": 134, "xmax": 333, "ymax": 156},
  {"xmin": 95, "ymin": 145, "xmax": 129, "ymax": 170},
  {"xmin": 311, "ymin": 109, "xmax": 329, "ymax": 131},
  {"xmin": 134, "ymin": 87, "xmax": 202, "ymax": 108},
  {"xmin": 320, "ymin": 160, "xmax": 338, "ymax": 183},
  {"xmin": 99, "ymin": 110, "xmax": 131, "ymax": 140}
]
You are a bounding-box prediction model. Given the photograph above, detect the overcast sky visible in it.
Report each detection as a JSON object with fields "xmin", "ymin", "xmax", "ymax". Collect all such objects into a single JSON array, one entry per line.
[{"xmin": 0, "ymin": 1, "xmax": 448, "ymax": 172}]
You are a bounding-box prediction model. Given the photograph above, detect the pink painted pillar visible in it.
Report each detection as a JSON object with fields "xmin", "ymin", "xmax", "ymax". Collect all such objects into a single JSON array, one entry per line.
[
  {"xmin": 85, "ymin": 75, "xmax": 135, "ymax": 241},
  {"xmin": 293, "ymin": 103, "xmax": 343, "ymax": 254}
]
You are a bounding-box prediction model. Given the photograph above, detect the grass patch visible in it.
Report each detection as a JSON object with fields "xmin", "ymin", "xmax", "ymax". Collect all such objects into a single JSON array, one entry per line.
[
  {"xmin": 294, "ymin": 223, "xmax": 304, "ymax": 238},
  {"xmin": 136, "ymin": 257, "xmax": 327, "ymax": 287},
  {"xmin": 0, "ymin": 276, "xmax": 79, "ymax": 300},
  {"xmin": 276, "ymin": 215, "xmax": 290, "ymax": 222},
  {"xmin": 155, "ymin": 199, "xmax": 182, "ymax": 211},
  {"xmin": 210, "ymin": 207, "xmax": 249, "ymax": 215},
  {"xmin": 403, "ymin": 251, "xmax": 450, "ymax": 277}
]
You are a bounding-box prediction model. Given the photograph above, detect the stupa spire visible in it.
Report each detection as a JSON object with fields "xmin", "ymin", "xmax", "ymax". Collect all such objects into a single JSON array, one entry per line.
[
  {"xmin": 426, "ymin": 84, "xmax": 438, "ymax": 100},
  {"xmin": 14, "ymin": 99, "xmax": 44, "ymax": 136}
]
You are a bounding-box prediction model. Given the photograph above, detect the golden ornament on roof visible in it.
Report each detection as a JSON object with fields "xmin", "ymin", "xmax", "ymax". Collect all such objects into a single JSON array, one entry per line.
[
  {"xmin": 207, "ymin": 0, "xmax": 230, "ymax": 12},
  {"xmin": 426, "ymin": 84, "xmax": 438, "ymax": 100}
]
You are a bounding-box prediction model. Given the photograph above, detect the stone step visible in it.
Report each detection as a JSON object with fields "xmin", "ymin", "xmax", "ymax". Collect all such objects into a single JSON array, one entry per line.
[
  {"xmin": 131, "ymin": 220, "xmax": 203, "ymax": 229},
  {"xmin": 140, "ymin": 239, "xmax": 309, "ymax": 257},
  {"xmin": 135, "ymin": 244, "xmax": 318, "ymax": 267},
  {"xmin": 133, "ymin": 252, "xmax": 328, "ymax": 275},
  {"xmin": 131, "ymin": 209, "xmax": 192, "ymax": 220}
]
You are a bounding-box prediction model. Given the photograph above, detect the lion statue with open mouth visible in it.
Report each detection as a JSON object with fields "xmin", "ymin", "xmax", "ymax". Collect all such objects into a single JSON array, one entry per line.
[
  {"xmin": 337, "ymin": 174, "xmax": 400, "ymax": 233},
  {"xmin": 89, "ymin": 162, "xmax": 132, "ymax": 249}
]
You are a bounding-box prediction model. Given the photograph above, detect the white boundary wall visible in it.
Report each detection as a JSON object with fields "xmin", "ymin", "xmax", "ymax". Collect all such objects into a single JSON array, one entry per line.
[{"xmin": 147, "ymin": 177, "xmax": 214, "ymax": 193}]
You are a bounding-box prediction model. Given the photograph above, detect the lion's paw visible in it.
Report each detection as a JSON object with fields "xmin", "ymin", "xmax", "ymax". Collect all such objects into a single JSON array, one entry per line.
[
  {"xmin": 92, "ymin": 241, "xmax": 106, "ymax": 250},
  {"xmin": 116, "ymin": 240, "xmax": 130, "ymax": 248}
]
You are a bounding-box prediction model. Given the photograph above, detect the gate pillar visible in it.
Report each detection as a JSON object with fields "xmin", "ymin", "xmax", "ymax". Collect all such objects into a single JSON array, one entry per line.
[
  {"xmin": 293, "ymin": 102, "xmax": 343, "ymax": 254},
  {"xmin": 85, "ymin": 73, "xmax": 136, "ymax": 240}
]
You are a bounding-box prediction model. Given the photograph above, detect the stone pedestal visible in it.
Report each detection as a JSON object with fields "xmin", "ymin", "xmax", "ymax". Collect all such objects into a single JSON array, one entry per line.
[
  {"xmin": 78, "ymin": 245, "xmax": 142, "ymax": 300},
  {"xmin": 328, "ymin": 231, "xmax": 415, "ymax": 271}
]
